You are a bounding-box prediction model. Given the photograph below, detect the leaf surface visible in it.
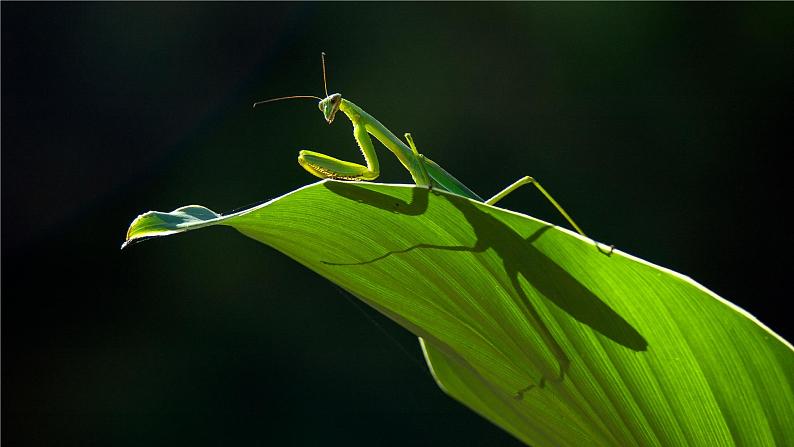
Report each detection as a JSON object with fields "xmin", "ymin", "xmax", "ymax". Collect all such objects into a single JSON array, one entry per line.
[{"xmin": 125, "ymin": 180, "xmax": 794, "ymax": 446}]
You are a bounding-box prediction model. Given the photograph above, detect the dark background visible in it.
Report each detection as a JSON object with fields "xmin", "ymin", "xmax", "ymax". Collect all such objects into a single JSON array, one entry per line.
[{"xmin": 3, "ymin": 3, "xmax": 792, "ymax": 446}]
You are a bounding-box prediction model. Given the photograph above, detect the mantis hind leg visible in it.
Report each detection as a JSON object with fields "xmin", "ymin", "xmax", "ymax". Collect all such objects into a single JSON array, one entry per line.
[
  {"xmin": 487, "ymin": 176, "xmax": 585, "ymax": 235},
  {"xmin": 298, "ymin": 122, "xmax": 380, "ymax": 181},
  {"xmin": 487, "ymin": 176, "xmax": 614, "ymax": 255}
]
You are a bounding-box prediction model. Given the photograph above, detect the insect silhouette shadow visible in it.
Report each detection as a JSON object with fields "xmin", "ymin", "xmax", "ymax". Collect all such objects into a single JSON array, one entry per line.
[{"xmin": 323, "ymin": 181, "xmax": 647, "ymax": 398}]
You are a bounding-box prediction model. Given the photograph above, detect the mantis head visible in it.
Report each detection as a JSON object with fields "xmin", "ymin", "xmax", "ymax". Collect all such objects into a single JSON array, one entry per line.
[{"xmin": 319, "ymin": 93, "xmax": 342, "ymax": 124}]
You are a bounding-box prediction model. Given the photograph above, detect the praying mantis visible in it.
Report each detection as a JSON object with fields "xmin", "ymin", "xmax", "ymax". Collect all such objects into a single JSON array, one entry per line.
[
  {"xmin": 254, "ymin": 53, "xmax": 614, "ymax": 395},
  {"xmin": 255, "ymin": 53, "xmax": 590, "ymax": 244}
]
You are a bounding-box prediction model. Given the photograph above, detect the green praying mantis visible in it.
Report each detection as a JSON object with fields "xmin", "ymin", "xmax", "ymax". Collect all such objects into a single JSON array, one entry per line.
[
  {"xmin": 254, "ymin": 53, "xmax": 613, "ymax": 396},
  {"xmin": 254, "ymin": 53, "xmax": 593, "ymax": 246}
]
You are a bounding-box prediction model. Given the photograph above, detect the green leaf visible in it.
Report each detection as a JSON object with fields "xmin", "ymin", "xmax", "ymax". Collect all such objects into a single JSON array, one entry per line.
[{"xmin": 124, "ymin": 180, "xmax": 793, "ymax": 446}]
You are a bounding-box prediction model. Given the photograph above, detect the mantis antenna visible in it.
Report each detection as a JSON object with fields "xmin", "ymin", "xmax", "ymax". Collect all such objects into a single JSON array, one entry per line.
[
  {"xmin": 321, "ymin": 52, "xmax": 329, "ymax": 97},
  {"xmin": 252, "ymin": 53, "xmax": 331, "ymax": 108},
  {"xmin": 252, "ymin": 95, "xmax": 322, "ymax": 108}
]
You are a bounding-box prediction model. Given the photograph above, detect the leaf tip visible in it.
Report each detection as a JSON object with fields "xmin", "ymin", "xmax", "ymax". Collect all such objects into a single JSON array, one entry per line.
[{"xmin": 122, "ymin": 205, "xmax": 221, "ymax": 250}]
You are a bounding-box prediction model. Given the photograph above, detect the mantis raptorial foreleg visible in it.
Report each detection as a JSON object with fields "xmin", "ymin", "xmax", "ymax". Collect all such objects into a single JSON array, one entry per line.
[{"xmin": 298, "ymin": 122, "xmax": 380, "ymax": 181}]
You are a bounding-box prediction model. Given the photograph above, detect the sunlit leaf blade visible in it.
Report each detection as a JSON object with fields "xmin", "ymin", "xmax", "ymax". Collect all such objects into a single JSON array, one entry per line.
[{"xmin": 124, "ymin": 180, "xmax": 794, "ymax": 446}]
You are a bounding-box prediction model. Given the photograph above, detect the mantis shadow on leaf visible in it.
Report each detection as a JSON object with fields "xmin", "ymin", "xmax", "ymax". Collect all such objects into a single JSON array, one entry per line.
[
  {"xmin": 322, "ymin": 181, "xmax": 647, "ymax": 397},
  {"xmin": 323, "ymin": 180, "xmax": 430, "ymax": 216}
]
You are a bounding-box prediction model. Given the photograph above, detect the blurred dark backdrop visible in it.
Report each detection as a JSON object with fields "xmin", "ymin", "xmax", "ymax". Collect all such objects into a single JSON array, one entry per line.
[{"xmin": 3, "ymin": 3, "xmax": 792, "ymax": 446}]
